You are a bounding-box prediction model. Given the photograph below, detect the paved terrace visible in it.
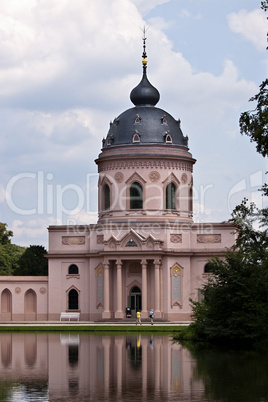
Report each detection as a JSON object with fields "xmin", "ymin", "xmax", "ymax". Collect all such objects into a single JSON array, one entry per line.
[{"xmin": 0, "ymin": 319, "xmax": 191, "ymax": 329}]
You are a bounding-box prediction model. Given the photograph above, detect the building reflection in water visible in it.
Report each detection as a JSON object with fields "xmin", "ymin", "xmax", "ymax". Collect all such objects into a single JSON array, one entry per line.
[{"xmin": 0, "ymin": 333, "xmax": 204, "ymax": 401}]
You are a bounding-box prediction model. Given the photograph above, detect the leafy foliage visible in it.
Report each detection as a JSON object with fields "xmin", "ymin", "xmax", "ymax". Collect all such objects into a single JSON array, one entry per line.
[
  {"xmin": 0, "ymin": 223, "xmax": 26, "ymax": 275},
  {"xmin": 0, "ymin": 222, "xmax": 48, "ymax": 276},
  {"xmin": 261, "ymin": 0, "xmax": 268, "ymax": 13},
  {"xmin": 231, "ymin": 198, "xmax": 268, "ymax": 258},
  {"xmin": 190, "ymin": 250, "xmax": 268, "ymax": 344},
  {"xmin": 0, "ymin": 244, "xmax": 25, "ymax": 275},
  {"xmin": 239, "ymin": 79, "xmax": 268, "ymax": 157},
  {"xmin": 188, "ymin": 193, "xmax": 268, "ymax": 345},
  {"xmin": 14, "ymin": 245, "xmax": 48, "ymax": 276},
  {"xmin": 0, "ymin": 222, "xmax": 13, "ymax": 245}
]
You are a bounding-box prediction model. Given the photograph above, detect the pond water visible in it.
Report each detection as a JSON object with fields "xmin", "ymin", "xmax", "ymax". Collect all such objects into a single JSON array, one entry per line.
[{"xmin": 0, "ymin": 333, "xmax": 267, "ymax": 401}]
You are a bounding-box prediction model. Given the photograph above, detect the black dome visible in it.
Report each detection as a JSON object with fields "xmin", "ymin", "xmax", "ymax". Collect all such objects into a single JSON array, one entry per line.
[
  {"xmin": 130, "ymin": 70, "xmax": 160, "ymax": 106},
  {"xmin": 102, "ymin": 62, "xmax": 188, "ymax": 149},
  {"xmin": 103, "ymin": 106, "xmax": 188, "ymax": 148}
]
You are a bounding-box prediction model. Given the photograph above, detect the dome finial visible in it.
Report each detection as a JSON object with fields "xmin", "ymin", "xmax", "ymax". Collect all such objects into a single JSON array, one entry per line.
[
  {"xmin": 130, "ymin": 27, "xmax": 160, "ymax": 106},
  {"xmin": 141, "ymin": 26, "xmax": 149, "ymax": 71}
]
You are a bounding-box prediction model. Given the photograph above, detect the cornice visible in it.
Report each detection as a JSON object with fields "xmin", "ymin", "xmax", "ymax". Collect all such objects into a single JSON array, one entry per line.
[
  {"xmin": 46, "ymin": 249, "xmax": 226, "ymax": 259},
  {"xmin": 97, "ymin": 158, "xmax": 194, "ymax": 172}
]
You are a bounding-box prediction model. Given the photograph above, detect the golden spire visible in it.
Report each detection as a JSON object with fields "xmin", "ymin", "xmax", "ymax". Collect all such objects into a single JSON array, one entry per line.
[{"xmin": 141, "ymin": 26, "xmax": 149, "ymax": 71}]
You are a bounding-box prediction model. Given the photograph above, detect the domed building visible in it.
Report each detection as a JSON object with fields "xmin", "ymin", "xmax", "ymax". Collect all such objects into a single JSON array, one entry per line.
[
  {"xmin": 46, "ymin": 38, "xmax": 235, "ymax": 322},
  {"xmin": 0, "ymin": 39, "xmax": 235, "ymax": 322}
]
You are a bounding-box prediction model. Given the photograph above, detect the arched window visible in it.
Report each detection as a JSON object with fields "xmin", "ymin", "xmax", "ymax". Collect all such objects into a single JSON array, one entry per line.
[
  {"xmin": 69, "ymin": 264, "xmax": 79, "ymax": 275},
  {"xmin": 132, "ymin": 132, "xmax": 140, "ymax": 143},
  {"xmin": 134, "ymin": 114, "xmax": 141, "ymax": 124},
  {"xmin": 189, "ymin": 184, "xmax": 193, "ymax": 214},
  {"xmin": 130, "ymin": 182, "xmax": 143, "ymax": 209},
  {"xmin": 204, "ymin": 263, "xmax": 213, "ymax": 274},
  {"xmin": 104, "ymin": 184, "xmax": 110, "ymax": 210},
  {"xmin": 166, "ymin": 182, "xmax": 176, "ymax": 209},
  {"xmin": 68, "ymin": 289, "xmax": 79, "ymax": 310},
  {"xmin": 161, "ymin": 115, "xmax": 168, "ymax": 125},
  {"xmin": 165, "ymin": 133, "xmax": 172, "ymax": 143}
]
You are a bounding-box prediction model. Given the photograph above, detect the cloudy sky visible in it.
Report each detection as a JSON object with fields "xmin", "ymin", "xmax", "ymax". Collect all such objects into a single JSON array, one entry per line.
[{"xmin": 0, "ymin": 0, "xmax": 267, "ymax": 248}]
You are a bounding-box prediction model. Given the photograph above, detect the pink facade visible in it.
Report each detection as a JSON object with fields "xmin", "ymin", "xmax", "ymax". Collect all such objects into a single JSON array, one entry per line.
[
  {"xmin": 46, "ymin": 220, "xmax": 234, "ymax": 322},
  {"xmin": 0, "ymin": 46, "xmax": 235, "ymax": 321},
  {"xmin": 0, "ymin": 277, "xmax": 48, "ymax": 321}
]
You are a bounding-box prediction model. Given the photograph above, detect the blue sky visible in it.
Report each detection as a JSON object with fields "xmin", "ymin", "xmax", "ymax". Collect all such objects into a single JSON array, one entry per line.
[{"xmin": 0, "ymin": 0, "xmax": 267, "ymax": 248}]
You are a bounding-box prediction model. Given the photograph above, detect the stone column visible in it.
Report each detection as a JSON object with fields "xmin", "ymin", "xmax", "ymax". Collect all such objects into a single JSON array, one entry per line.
[
  {"xmin": 115, "ymin": 259, "xmax": 124, "ymax": 319},
  {"xmin": 141, "ymin": 259, "xmax": 148, "ymax": 318},
  {"xmin": 154, "ymin": 259, "xmax": 161, "ymax": 317},
  {"xmin": 103, "ymin": 261, "xmax": 111, "ymax": 319}
]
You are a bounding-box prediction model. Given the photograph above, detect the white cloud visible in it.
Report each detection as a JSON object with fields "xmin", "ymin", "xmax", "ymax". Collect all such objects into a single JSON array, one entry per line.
[
  {"xmin": 130, "ymin": 0, "xmax": 170, "ymax": 15},
  {"xmin": 0, "ymin": 0, "xmax": 143, "ymax": 108},
  {"xmin": 10, "ymin": 217, "xmax": 57, "ymax": 247},
  {"xmin": 147, "ymin": 16, "xmax": 174, "ymax": 30},
  {"xmin": 0, "ymin": 184, "xmax": 5, "ymax": 203},
  {"xmin": 0, "ymin": 0, "xmax": 265, "ymax": 248},
  {"xmin": 179, "ymin": 9, "xmax": 202, "ymax": 20},
  {"xmin": 152, "ymin": 48, "xmax": 257, "ymax": 131},
  {"xmin": 227, "ymin": 9, "xmax": 267, "ymax": 51}
]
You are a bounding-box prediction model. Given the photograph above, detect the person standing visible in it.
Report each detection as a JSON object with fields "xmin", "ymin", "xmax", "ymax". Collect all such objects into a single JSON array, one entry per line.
[
  {"xmin": 149, "ymin": 309, "xmax": 154, "ymax": 325},
  {"xmin": 136, "ymin": 310, "xmax": 141, "ymax": 325}
]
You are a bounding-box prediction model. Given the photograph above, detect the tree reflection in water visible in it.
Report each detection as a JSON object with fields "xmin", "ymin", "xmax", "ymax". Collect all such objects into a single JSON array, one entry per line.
[{"xmin": 190, "ymin": 344, "xmax": 268, "ymax": 402}]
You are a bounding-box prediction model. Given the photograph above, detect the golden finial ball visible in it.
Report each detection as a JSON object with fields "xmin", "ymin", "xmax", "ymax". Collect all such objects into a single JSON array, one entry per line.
[{"xmin": 142, "ymin": 58, "xmax": 147, "ymax": 66}]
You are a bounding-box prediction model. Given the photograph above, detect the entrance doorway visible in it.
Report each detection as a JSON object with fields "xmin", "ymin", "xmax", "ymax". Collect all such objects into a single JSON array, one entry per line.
[{"xmin": 129, "ymin": 286, "xmax": 142, "ymax": 317}]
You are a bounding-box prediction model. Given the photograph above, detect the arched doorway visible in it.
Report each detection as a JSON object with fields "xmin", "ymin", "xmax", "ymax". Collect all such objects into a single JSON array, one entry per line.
[
  {"xmin": 129, "ymin": 286, "xmax": 142, "ymax": 317},
  {"xmin": 68, "ymin": 289, "xmax": 79, "ymax": 310},
  {"xmin": 1, "ymin": 289, "xmax": 12, "ymax": 321}
]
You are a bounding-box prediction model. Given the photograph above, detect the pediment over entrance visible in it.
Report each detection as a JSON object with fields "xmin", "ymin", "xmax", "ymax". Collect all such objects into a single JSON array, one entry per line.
[{"xmin": 103, "ymin": 228, "xmax": 163, "ymax": 251}]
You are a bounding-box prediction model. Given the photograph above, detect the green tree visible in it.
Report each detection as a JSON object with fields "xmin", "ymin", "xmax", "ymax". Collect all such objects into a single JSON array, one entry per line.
[
  {"xmin": 0, "ymin": 244, "xmax": 26, "ymax": 276},
  {"xmin": 0, "ymin": 222, "xmax": 13, "ymax": 245},
  {"xmin": 261, "ymin": 1, "xmax": 268, "ymax": 13},
  {"xmin": 0, "ymin": 223, "xmax": 26, "ymax": 275},
  {"xmin": 190, "ymin": 248, "xmax": 268, "ymax": 344},
  {"xmin": 189, "ymin": 183, "xmax": 268, "ymax": 345},
  {"xmin": 15, "ymin": 245, "xmax": 48, "ymax": 276},
  {"xmin": 0, "ymin": 245, "xmax": 14, "ymax": 275},
  {"xmin": 0, "ymin": 223, "xmax": 48, "ymax": 276},
  {"xmin": 239, "ymin": 1, "xmax": 267, "ymax": 157},
  {"xmin": 239, "ymin": 79, "xmax": 268, "ymax": 157}
]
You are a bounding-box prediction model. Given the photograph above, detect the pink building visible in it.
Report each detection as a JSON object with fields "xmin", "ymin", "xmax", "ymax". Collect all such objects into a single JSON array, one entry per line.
[{"xmin": 0, "ymin": 42, "xmax": 235, "ymax": 321}]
